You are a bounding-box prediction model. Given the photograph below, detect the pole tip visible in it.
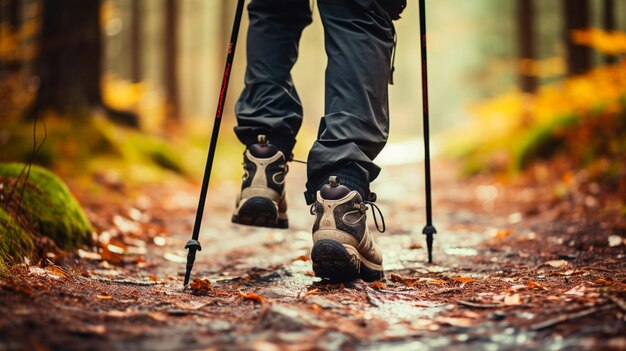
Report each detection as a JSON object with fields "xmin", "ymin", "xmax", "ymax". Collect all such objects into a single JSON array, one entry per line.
[{"xmin": 423, "ymin": 225, "xmax": 436, "ymax": 264}]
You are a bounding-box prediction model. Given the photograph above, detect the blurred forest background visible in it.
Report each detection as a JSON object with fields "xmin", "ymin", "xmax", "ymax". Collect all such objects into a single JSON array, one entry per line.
[{"xmin": 0, "ymin": 0, "xmax": 625, "ymax": 184}]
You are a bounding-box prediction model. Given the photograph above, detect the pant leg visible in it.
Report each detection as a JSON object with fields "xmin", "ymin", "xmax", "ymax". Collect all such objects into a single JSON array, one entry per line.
[
  {"xmin": 234, "ymin": 0, "xmax": 312, "ymax": 158},
  {"xmin": 305, "ymin": 0, "xmax": 395, "ymax": 204}
]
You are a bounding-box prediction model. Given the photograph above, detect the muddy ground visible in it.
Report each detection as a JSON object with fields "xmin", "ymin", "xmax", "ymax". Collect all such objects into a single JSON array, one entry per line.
[{"xmin": 1, "ymin": 159, "xmax": 625, "ymax": 350}]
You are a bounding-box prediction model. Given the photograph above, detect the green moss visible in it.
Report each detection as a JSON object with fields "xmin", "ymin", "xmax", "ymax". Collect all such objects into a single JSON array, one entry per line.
[
  {"xmin": 0, "ymin": 163, "xmax": 92, "ymax": 252},
  {"xmin": 0, "ymin": 207, "xmax": 34, "ymax": 272},
  {"xmin": 511, "ymin": 114, "xmax": 579, "ymax": 170}
]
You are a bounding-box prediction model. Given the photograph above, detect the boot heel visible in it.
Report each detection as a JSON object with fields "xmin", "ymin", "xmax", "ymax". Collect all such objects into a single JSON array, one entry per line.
[{"xmin": 311, "ymin": 239, "xmax": 360, "ymax": 282}]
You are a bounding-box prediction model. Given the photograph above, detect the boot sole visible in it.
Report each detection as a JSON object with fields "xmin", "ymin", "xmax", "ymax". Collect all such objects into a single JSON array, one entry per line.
[
  {"xmin": 311, "ymin": 239, "xmax": 383, "ymax": 282},
  {"xmin": 231, "ymin": 196, "xmax": 288, "ymax": 229}
]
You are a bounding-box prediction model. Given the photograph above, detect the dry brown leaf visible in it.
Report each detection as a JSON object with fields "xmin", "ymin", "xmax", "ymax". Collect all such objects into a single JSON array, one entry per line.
[
  {"xmin": 370, "ymin": 282, "xmax": 385, "ymax": 289},
  {"xmin": 428, "ymin": 279, "xmax": 447, "ymax": 285},
  {"xmin": 594, "ymin": 278, "xmax": 612, "ymax": 285},
  {"xmin": 239, "ymin": 291, "xmax": 266, "ymax": 303},
  {"xmin": 148, "ymin": 312, "xmax": 168, "ymax": 322},
  {"xmin": 453, "ymin": 277, "xmax": 475, "ymax": 284},
  {"xmin": 44, "ymin": 266, "xmax": 67, "ymax": 278},
  {"xmin": 494, "ymin": 229, "xmax": 512, "ymax": 239},
  {"xmin": 189, "ymin": 278, "xmax": 212, "ymax": 296},
  {"xmin": 408, "ymin": 242, "xmax": 423, "ymax": 250},
  {"xmin": 527, "ymin": 281, "xmax": 546, "ymax": 289},
  {"xmin": 389, "ymin": 273, "xmax": 419, "ymax": 287}
]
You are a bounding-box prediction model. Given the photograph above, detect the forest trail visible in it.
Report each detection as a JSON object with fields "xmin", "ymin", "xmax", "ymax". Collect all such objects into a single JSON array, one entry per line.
[{"xmin": 1, "ymin": 160, "xmax": 625, "ymax": 351}]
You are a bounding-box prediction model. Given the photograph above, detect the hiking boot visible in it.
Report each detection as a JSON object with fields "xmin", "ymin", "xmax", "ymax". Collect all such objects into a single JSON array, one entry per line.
[
  {"xmin": 232, "ymin": 135, "xmax": 288, "ymax": 228},
  {"xmin": 310, "ymin": 176, "xmax": 385, "ymax": 282}
]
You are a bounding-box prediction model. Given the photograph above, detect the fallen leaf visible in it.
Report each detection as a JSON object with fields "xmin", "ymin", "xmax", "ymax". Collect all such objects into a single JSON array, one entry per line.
[
  {"xmin": 608, "ymin": 235, "xmax": 624, "ymax": 247},
  {"xmin": 370, "ymin": 282, "xmax": 385, "ymax": 289},
  {"xmin": 78, "ymin": 249, "xmax": 102, "ymax": 260},
  {"xmin": 148, "ymin": 312, "xmax": 168, "ymax": 322},
  {"xmin": 594, "ymin": 278, "xmax": 612, "ymax": 285},
  {"xmin": 107, "ymin": 243, "xmax": 126, "ymax": 255},
  {"xmin": 408, "ymin": 242, "xmax": 423, "ymax": 249},
  {"xmin": 44, "ymin": 266, "xmax": 67, "ymax": 278},
  {"xmin": 494, "ymin": 229, "xmax": 512, "ymax": 239},
  {"xmin": 189, "ymin": 278, "xmax": 212, "ymax": 296},
  {"xmin": 545, "ymin": 260, "xmax": 569, "ymax": 268},
  {"xmin": 504, "ymin": 294, "xmax": 522, "ymax": 305},
  {"xmin": 389, "ymin": 273, "xmax": 420, "ymax": 287},
  {"xmin": 527, "ymin": 281, "xmax": 546, "ymax": 290},
  {"xmin": 290, "ymin": 255, "xmax": 310, "ymax": 262},
  {"xmin": 239, "ymin": 291, "xmax": 265, "ymax": 303},
  {"xmin": 106, "ymin": 310, "xmax": 133, "ymax": 318},
  {"xmin": 427, "ymin": 279, "xmax": 447, "ymax": 285},
  {"xmin": 553, "ymin": 269, "xmax": 577, "ymax": 276},
  {"xmin": 453, "ymin": 277, "xmax": 475, "ymax": 284},
  {"xmin": 163, "ymin": 252, "xmax": 186, "ymax": 263},
  {"xmin": 565, "ymin": 285, "xmax": 587, "ymax": 297}
]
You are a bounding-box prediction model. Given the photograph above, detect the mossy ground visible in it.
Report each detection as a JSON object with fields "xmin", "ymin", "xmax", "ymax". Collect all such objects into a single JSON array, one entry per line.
[
  {"xmin": 0, "ymin": 163, "xmax": 92, "ymax": 270},
  {"xmin": 0, "ymin": 208, "xmax": 34, "ymax": 274}
]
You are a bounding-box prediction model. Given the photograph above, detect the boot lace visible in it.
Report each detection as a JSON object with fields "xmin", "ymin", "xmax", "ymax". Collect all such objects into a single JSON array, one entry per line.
[
  {"xmin": 359, "ymin": 196, "xmax": 386, "ymax": 233},
  {"xmin": 310, "ymin": 192, "xmax": 386, "ymax": 234}
]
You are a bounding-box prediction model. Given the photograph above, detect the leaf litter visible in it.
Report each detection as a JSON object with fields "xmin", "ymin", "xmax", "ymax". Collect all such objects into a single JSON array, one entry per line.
[{"xmin": 1, "ymin": 161, "xmax": 625, "ymax": 350}]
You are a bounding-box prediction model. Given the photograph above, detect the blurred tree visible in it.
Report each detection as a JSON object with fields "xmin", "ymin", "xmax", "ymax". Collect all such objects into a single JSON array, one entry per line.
[
  {"xmin": 30, "ymin": 0, "xmax": 138, "ymax": 126},
  {"xmin": 8, "ymin": 0, "xmax": 20, "ymax": 29},
  {"xmin": 603, "ymin": 0, "xmax": 617, "ymax": 64},
  {"xmin": 164, "ymin": 0, "xmax": 179, "ymax": 121},
  {"xmin": 563, "ymin": 0, "xmax": 591, "ymax": 75},
  {"xmin": 517, "ymin": 0, "xmax": 537, "ymax": 93},
  {"xmin": 131, "ymin": 0, "xmax": 142, "ymax": 83}
]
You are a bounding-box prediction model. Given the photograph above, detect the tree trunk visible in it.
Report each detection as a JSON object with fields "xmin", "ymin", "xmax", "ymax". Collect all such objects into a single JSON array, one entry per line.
[
  {"xmin": 603, "ymin": 0, "xmax": 617, "ymax": 64},
  {"xmin": 8, "ymin": 0, "xmax": 21, "ymax": 29},
  {"xmin": 131, "ymin": 0, "xmax": 142, "ymax": 83},
  {"xmin": 31, "ymin": 0, "xmax": 138, "ymax": 126},
  {"xmin": 563, "ymin": 0, "xmax": 591, "ymax": 76},
  {"xmin": 517, "ymin": 0, "xmax": 537, "ymax": 93},
  {"xmin": 164, "ymin": 0, "xmax": 179, "ymax": 120}
]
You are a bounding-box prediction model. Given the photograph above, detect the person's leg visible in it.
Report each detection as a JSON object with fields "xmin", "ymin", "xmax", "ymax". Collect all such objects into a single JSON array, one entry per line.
[
  {"xmin": 234, "ymin": 0, "xmax": 312, "ymax": 159},
  {"xmin": 232, "ymin": 0, "xmax": 312, "ymax": 229},
  {"xmin": 305, "ymin": 0, "xmax": 395, "ymax": 204},
  {"xmin": 308, "ymin": 0, "xmax": 396, "ymax": 281}
]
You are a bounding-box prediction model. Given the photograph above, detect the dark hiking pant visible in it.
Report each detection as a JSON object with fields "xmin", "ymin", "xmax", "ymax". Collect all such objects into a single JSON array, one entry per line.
[{"xmin": 234, "ymin": 0, "xmax": 396, "ymax": 204}]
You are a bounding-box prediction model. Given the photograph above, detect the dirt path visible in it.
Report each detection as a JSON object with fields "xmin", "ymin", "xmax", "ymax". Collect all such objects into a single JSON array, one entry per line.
[{"xmin": 1, "ymin": 160, "xmax": 625, "ymax": 350}]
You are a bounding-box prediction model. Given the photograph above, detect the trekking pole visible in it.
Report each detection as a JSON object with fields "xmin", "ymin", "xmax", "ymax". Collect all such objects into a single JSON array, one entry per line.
[
  {"xmin": 419, "ymin": 0, "xmax": 437, "ymax": 263},
  {"xmin": 183, "ymin": 0, "xmax": 245, "ymax": 286}
]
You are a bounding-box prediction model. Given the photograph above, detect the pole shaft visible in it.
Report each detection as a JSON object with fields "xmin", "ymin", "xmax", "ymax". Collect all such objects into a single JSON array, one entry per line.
[
  {"xmin": 190, "ymin": 0, "xmax": 245, "ymax": 242},
  {"xmin": 419, "ymin": 0, "xmax": 433, "ymax": 227},
  {"xmin": 184, "ymin": 0, "xmax": 245, "ymax": 286}
]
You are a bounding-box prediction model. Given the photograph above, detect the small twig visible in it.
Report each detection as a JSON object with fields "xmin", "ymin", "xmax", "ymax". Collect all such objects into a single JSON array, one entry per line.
[
  {"xmin": 90, "ymin": 276, "xmax": 157, "ymax": 286},
  {"xmin": 529, "ymin": 304, "xmax": 615, "ymax": 331},
  {"xmin": 457, "ymin": 300, "xmax": 502, "ymax": 309}
]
